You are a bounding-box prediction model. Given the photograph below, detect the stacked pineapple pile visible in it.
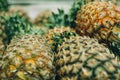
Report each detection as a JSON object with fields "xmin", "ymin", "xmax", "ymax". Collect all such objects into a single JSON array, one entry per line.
[{"xmin": 0, "ymin": 0, "xmax": 120, "ymax": 80}]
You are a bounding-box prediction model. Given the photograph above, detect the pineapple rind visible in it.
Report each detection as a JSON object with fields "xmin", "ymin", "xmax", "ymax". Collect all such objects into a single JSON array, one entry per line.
[
  {"xmin": 0, "ymin": 34, "xmax": 55, "ymax": 80},
  {"xmin": 76, "ymin": 1, "xmax": 120, "ymax": 43},
  {"xmin": 55, "ymin": 36, "xmax": 120, "ymax": 80}
]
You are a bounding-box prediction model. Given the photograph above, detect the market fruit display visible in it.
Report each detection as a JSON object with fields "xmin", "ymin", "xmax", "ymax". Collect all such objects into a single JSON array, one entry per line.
[
  {"xmin": 55, "ymin": 36, "xmax": 120, "ymax": 80},
  {"xmin": 0, "ymin": 0, "xmax": 120, "ymax": 79},
  {"xmin": 0, "ymin": 34, "xmax": 55, "ymax": 80}
]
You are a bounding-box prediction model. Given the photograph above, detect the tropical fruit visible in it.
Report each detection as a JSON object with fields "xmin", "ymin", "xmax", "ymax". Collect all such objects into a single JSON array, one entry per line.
[
  {"xmin": 55, "ymin": 36, "xmax": 120, "ymax": 80},
  {"xmin": 45, "ymin": 27, "xmax": 75, "ymax": 47},
  {"xmin": 0, "ymin": 14, "xmax": 33, "ymax": 45},
  {"xmin": 75, "ymin": 1, "xmax": 120, "ymax": 43},
  {"xmin": 0, "ymin": 34, "xmax": 55, "ymax": 80}
]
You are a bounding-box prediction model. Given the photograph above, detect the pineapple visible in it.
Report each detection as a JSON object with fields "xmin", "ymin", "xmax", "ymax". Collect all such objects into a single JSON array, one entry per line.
[
  {"xmin": 45, "ymin": 27, "xmax": 75, "ymax": 47},
  {"xmin": 75, "ymin": 1, "xmax": 120, "ymax": 43},
  {"xmin": 68, "ymin": 0, "xmax": 118, "ymax": 28},
  {"xmin": 0, "ymin": 14, "xmax": 33, "ymax": 45},
  {"xmin": 55, "ymin": 36, "xmax": 120, "ymax": 80},
  {"xmin": 0, "ymin": 34, "xmax": 55, "ymax": 80}
]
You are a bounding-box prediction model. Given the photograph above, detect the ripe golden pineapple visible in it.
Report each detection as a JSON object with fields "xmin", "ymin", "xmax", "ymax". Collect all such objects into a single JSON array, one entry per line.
[
  {"xmin": 0, "ymin": 34, "xmax": 55, "ymax": 80},
  {"xmin": 55, "ymin": 36, "xmax": 120, "ymax": 80},
  {"xmin": 76, "ymin": 1, "xmax": 120, "ymax": 43}
]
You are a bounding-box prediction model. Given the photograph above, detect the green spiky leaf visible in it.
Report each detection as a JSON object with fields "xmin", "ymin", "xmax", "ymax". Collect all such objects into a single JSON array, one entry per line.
[
  {"xmin": 0, "ymin": 13, "xmax": 33, "ymax": 45},
  {"xmin": 108, "ymin": 42, "xmax": 120, "ymax": 57},
  {"xmin": 45, "ymin": 0, "xmax": 89, "ymax": 29},
  {"xmin": 45, "ymin": 9, "xmax": 70, "ymax": 29},
  {"xmin": 68, "ymin": 0, "xmax": 88, "ymax": 28}
]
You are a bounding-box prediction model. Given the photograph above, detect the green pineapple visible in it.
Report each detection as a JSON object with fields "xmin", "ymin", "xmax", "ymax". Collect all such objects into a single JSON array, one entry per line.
[
  {"xmin": 54, "ymin": 36, "xmax": 120, "ymax": 80},
  {"xmin": 0, "ymin": 34, "xmax": 55, "ymax": 80}
]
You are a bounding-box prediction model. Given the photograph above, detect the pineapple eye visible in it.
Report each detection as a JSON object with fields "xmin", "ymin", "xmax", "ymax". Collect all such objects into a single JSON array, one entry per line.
[
  {"xmin": 108, "ymin": 10, "xmax": 115, "ymax": 18},
  {"xmin": 98, "ymin": 11, "xmax": 106, "ymax": 19}
]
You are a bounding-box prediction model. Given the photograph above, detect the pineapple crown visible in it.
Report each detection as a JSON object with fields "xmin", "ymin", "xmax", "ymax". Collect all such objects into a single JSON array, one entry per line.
[
  {"xmin": 29, "ymin": 28, "xmax": 45, "ymax": 36},
  {"xmin": 45, "ymin": 9, "xmax": 71, "ymax": 29},
  {"xmin": 108, "ymin": 42, "xmax": 120, "ymax": 57},
  {"xmin": 45, "ymin": 0, "xmax": 89, "ymax": 29},
  {"xmin": 0, "ymin": 13, "xmax": 33, "ymax": 44},
  {"xmin": 0, "ymin": 0, "xmax": 9, "ymax": 11},
  {"xmin": 108, "ymin": 23, "xmax": 120, "ymax": 57},
  {"xmin": 52, "ymin": 31, "xmax": 77, "ymax": 53},
  {"xmin": 109, "ymin": 23, "xmax": 120, "ymax": 44},
  {"xmin": 68, "ymin": 0, "xmax": 88, "ymax": 28}
]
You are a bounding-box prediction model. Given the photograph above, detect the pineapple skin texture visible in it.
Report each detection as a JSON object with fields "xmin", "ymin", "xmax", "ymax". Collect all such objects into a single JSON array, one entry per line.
[
  {"xmin": 0, "ymin": 39, "xmax": 4, "ymax": 59},
  {"xmin": 0, "ymin": 34, "xmax": 55, "ymax": 80},
  {"xmin": 76, "ymin": 1, "xmax": 120, "ymax": 42},
  {"xmin": 55, "ymin": 36, "xmax": 120, "ymax": 80}
]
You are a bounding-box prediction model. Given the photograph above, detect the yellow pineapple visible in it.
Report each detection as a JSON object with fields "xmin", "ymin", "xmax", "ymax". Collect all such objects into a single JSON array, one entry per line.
[
  {"xmin": 0, "ymin": 34, "xmax": 55, "ymax": 80},
  {"xmin": 76, "ymin": 1, "xmax": 120, "ymax": 43}
]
